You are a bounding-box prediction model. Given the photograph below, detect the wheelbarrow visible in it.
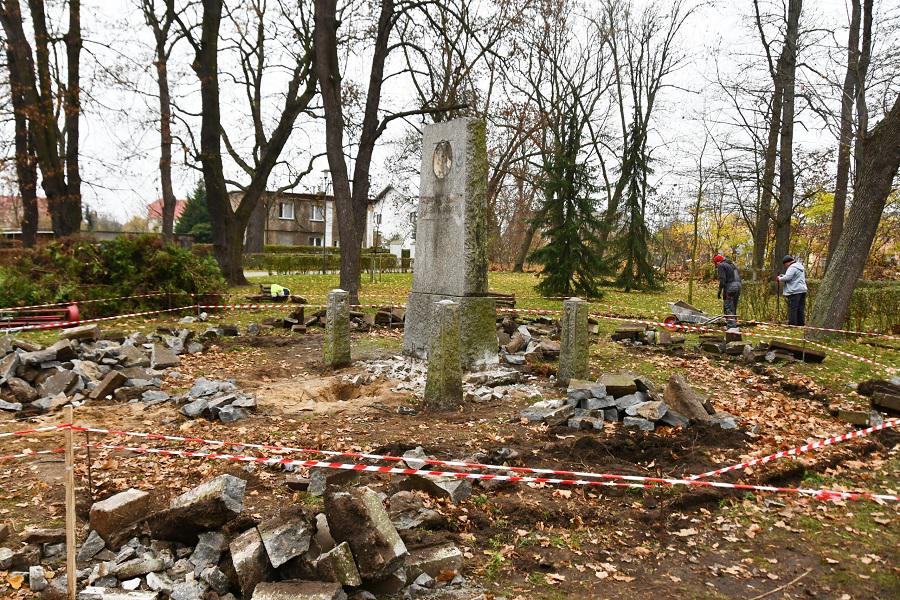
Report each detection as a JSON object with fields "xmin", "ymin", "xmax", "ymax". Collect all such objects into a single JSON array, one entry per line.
[{"xmin": 663, "ymin": 301, "xmax": 728, "ymax": 329}]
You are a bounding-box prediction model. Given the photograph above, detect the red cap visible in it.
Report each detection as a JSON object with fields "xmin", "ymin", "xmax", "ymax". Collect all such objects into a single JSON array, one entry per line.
[{"xmin": 713, "ymin": 255, "xmax": 725, "ymax": 264}]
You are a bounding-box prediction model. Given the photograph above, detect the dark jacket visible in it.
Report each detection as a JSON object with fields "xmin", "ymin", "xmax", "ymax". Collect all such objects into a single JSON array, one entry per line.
[{"xmin": 717, "ymin": 259, "xmax": 741, "ymax": 295}]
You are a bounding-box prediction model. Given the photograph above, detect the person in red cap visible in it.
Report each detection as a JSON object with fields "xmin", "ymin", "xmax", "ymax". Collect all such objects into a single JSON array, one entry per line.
[{"xmin": 713, "ymin": 254, "xmax": 741, "ymax": 328}]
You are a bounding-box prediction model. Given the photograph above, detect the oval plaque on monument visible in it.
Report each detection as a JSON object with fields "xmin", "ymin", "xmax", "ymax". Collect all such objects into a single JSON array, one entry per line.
[{"xmin": 433, "ymin": 140, "xmax": 452, "ymax": 179}]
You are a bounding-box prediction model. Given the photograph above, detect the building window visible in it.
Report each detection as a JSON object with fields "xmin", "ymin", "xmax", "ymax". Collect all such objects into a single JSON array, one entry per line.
[
  {"xmin": 278, "ymin": 201, "xmax": 294, "ymax": 220},
  {"xmin": 310, "ymin": 204, "xmax": 325, "ymax": 222},
  {"xmin": 309, "ymin": 236, "xmax": 323, "ymax": 247}
]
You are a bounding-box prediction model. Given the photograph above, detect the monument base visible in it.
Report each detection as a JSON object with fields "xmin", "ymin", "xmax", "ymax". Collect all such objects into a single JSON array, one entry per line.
[{"xmin": 403, "ymin": 292, "xmax": 498, "ymax": 370}]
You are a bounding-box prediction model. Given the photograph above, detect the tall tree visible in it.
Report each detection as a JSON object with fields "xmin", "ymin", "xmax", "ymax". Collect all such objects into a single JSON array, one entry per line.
[
  {"xmin": 313, "ymin": 0, "xmax": 465, "ymax": 303},
  {"xmin": 770, "ymin": 0, "xmax": 802, "ymax": 276},
  {"xmin": 140, "ymin": 0, "xmax": 180, "ymax": 242},
  {"xmin": 0, "ymin": 0, "xmax": 83, "ymax": 236},
  {"xmin": 825, "ymin": 0, "xmax": 861, "ymax": 269},
  {"xmin": 177, "ymin": 0, "xmax": 317, "ymax": 284},
  {"xmin": 5, "ymin": 46, "xmax": 38, "ymax": 247}
]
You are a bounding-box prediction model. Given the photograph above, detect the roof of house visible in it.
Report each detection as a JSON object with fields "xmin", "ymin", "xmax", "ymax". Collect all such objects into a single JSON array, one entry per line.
[{"xmin": 147, "ymin": 198, "xmax": 188, "ymax": 221}]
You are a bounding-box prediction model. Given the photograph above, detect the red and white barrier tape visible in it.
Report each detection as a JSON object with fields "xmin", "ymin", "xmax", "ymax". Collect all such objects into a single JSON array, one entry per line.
[
  {"xmin": 0, "ymin": 425, "xmax": 61, "ymax": 439},
  {"xmin": 691, "ymin": 418, "xmax": 900, "ymax": 480},
  {"xmin": 0, "ymin": 306, "xmax": 196, "ymax": 333},
  {"xmin": 0, "ymin": 447, "xmax": 65, "ymax": 462},
  {"xmin": 0, "ymin": 292, "xmax": 188, "ymax": 313},
  {"xmin": 87, "ymin": 441, "xmax": 899, "ymax": 503},
  {"xmin": 195, "ymin": 303, "xmax": 407, "ymax": 311}
]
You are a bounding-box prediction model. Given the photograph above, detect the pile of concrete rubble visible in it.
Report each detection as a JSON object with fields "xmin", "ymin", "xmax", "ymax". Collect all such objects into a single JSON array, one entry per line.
[
  {"xmin": 355, "ymin": 358, "xmax": 543, "ymax": 405},
  {"xmin": 521, "ymin": 371, "xmax": 737, "ymax": 433},
  {"xmin": 0, "ymin": 324, "xmax": 255, "ymax": 424},
  {"xmin": 497, "ymin": 314, "xmax": 598, "ymax": 366},
  {"xmin": 1, "ymin": 471, "xmax": 469, "ymax": 600}
]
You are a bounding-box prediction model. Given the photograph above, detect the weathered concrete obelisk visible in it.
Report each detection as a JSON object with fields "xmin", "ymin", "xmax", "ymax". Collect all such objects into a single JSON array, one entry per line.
[{"xmin": 402, "ymin": 118, "xmax": 497, "ymax": 370}]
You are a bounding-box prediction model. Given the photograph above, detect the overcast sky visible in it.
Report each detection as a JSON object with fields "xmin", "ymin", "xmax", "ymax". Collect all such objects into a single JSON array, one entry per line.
[{"xmin": 51, "ymin": 0, "xmax": 887, "ymax": 239}]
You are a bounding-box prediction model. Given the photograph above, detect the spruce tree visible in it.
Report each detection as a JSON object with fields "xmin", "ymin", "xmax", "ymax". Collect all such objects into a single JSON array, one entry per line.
[
  {"xmin": 175, "ymin": 181, "xmax": 212, "ymax": 243},
  {"xmin": 530, "ymin": 117, "xmax": 610, "ymax": 297},
  {"xmin": 615, "ymin": 125, "xmax": 659, "ymax": 291}
]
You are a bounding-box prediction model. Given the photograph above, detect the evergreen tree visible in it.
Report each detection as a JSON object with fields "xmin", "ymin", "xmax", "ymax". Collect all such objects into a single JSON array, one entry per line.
[
  {"xmin": 615, "ymin": 124, "xmax": 659, "ymax": 291},
  {"xmin": 175, "ymin": 181, "xmax": 212, "ymax": 243},
  {"xmin": 530, "ymin": 116, "xmax": 610, "ymax": 297}
]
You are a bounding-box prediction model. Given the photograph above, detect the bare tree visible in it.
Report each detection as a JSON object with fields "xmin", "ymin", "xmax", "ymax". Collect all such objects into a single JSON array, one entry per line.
[
  {"xmin": 140, "ymin": 0, "xmax": 181, "ymax": 242},
  {"xmin": 5, "ymin": 45, "xmax": 38, "ymax": 246},
  {"xmin": 176, "ymin": 0, "xmax": 317, "ymax": 285},
  {"xmin": 0, "ymin": 0, "xmax": 83, "ymax": 236}
]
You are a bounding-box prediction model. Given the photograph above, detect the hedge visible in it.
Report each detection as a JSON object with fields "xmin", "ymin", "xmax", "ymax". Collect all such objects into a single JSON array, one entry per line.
[{"xmin": 244, "ymin": 252, "xmax": 401, "ymax": 275}]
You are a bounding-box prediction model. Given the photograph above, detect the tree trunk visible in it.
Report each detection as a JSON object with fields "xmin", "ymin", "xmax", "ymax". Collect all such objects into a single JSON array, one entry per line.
[
  {"xmin": 156, "ymin": 38, "xmax": 176, "ymax": 242},
  {"xmin": 7, "ymin": 47, "xmax": 39, "ymax": 247},
  {"xmin": 826, "ymin": 0, "xmax": 860, "ymax": 270},
  {"xmin": 244, "ymin": 200, "xmax": 266, "ymax": 254},
  {"xmin": 192, "ymin": 0, "xmax": 247, "ymax": 285},
  {"xmin": 752, "ymin": 84, "xmax": 781, "ymax": 276},
  {"xmin": 513, "ymin": 220, "xmax": 538, "ymax": 273},
  {"xmin": 770, "ymin": 0, "xmax": 801, "ymax": 277},
  {"xmin": 60, "ymin": 0, "xmax": 82, "ymax": 235},
  {"xmin": 809, "ymin": 95, "xmax": 900, "ymax": 331}
]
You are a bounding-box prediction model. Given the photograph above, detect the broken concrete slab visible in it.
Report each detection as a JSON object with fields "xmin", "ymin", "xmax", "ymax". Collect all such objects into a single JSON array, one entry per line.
[
  {"xmin": 257, "ymin": 517, "xmax": 311, "ymax": 569},
  {"xmin": 307, "ymin": 469, "xmax": 360, "ymax": 497},
  {"xmin": 7, "ymin": 377, "xmax": 38, "ymax": 403},
  {"xmin": 89, "ymin": 489, "xmax": 151, "ymax": 547},
  {"xmin": 623, "ymin": 416, "xmax": 655, "ymax": 431},
  {"xmin": 404, "ymin": 544, "xmax": 463, "ymax": 581},
  {"xmin": 22, "ymin": 527, "xmax": 65, "ymax": 544},
  {"xmin": 150, "ymin": 344, "xmax": 180, "ymax": 369},
  {"xmin": 250, "ymin": 581, "xmax": 347, "ymax": 600},
  {"xmin": 663, "ymin": 375, "xmax": 713, "ymax": 422},
  {"xmin": 598, "ymin": 372, "xmax": 638, "ymax": 398},
  {"xmin": 38, "ymin": 370, "xmax": 79, "ymax": 397},
  {"xmin": 77, "ymin": 530, "xmax": 106, "ymax": 562},
  {"xmin": 112, "ymin": 556, "xmax": 165, "ymax": 579},
  {"xmin": 89, "ymin": 371, "xmax": 128, "ymax": 401},
  {"xmin": 0, "ymin": 352, "xmax": 20, "ymax": 384},
  {"xmin": 626, "ymin": 400, "xmax": 668, "ymax": 421},
  {"xmin": 398, "ymin": 475, "xmax": 472, "ymax": 504},
  {"xmin": 387, "ymin": 491, "xmax": 442, "ymax": 531},
  {"xmin": 314, "ymin": 541, "xmax": 362, "ymax": 587},
  {"xmin": 230, "ymin": 527, "xmax": 274, "ymax": 599},
  {"xmin": 520, "ymin": 402, "xmax": 575, "ymax": 425},
  {"xmin": 147, "ymin": 474, "xmax": 246, "ymax": 543},
  {"xmin": 324, "ymin": 486, "xmax": 407, "ymax": 580},
  {"xmin": 189, "ymin": 531, "xmax": 226, "ymax": 571},
  {"xmin": 566, "ymin": 380, "xmax": 606, "ymax": 403},
  {"xmin": 60, "ymin": 324, "xmax": 101, "ymax": 341},
  {"xmin": 769, "ymin": 340, "xmax": 826, "ymax": 363}
]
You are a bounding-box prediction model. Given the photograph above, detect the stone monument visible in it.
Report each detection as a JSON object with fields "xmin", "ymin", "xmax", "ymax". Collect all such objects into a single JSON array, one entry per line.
[
  {"xmin": 423, "ymin": 300, "xmax": 464, "ymax": 410},
  {"xmin": 402, "ymin": 118, "xmax": 497, "ymax": 369}
]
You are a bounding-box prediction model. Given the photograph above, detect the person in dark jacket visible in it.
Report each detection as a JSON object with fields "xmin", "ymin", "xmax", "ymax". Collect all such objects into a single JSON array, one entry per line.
[
  {"xmin": 777, "ymin": 255, "xmax": 808, "ymax": 326},
  {"xmin": 713, "ymin": 254, "xmax": 741, "ymax": 328}
]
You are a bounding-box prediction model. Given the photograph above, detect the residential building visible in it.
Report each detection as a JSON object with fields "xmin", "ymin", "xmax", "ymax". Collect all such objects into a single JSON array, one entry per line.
[
  {"xmin": 0, "ymin": 195, "xmax": 52, "ymax": 232},
  {"xmin": 146, "ymin": 198, "xmax": 188, "ymax": 231},
  {"xmin": 236, "ymin": 191, "xmax": 339, "ymax": 249}
]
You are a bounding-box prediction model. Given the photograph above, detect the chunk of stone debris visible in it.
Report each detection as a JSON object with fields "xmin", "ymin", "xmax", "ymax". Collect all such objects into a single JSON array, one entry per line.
[
  {"xmin": 404, "ymin": 544, "xmax": 463, "ymax": 581},
  {"xmin": 307, "ymin": 469, "xmax": 359, "ymax": 497},
  {"xmin": 80, "ymin": 590, "xmax": 159, "ymax": 600},
  {"xmin": 145, "ymin": 572, "xmax": 174, "ymax": 595},
  {"xmin": 567, "ymin": 415, "xmax": 604, "ymax": 430},
  {"xmin": 324, "ymin": 486, "xmax": 407, "ymax": 580},
  {"xmin": 257, "ymin": 517, "xmax": 311, "ymax": 569},
  {"xmin": 520, "ymin": 400, "xmax": 575, "ymax": 425},
  {"xmin": 7, "ymin": 377, "xmax": 38, "ymax": 402},
  {"xmin": 77, "ymin": 530, "xmax": 108, "ymax": 562},
  {"xmin": 614, "ymin": 393, "xmax": 645, "ymax": 411},
  {"xmin": 229, "ymin": 527, "xmax": 273, "ymax": 599},
  {"xmin": 113, "ymin": 557, "xmax": 165, "ymax": 579},
  {"xmin": 200, "ymin": 566, "xmax": 230, "ymax": 595},
  {"xmin": 566, "ymin": 380, "xmax": 606, "ymax": 402},
  {"xmin": 626, "ymin": 400, "xmax": 668, "ymax": 421},
  {"xmin": 180, "ymin": 398, "xmax": 208, "ymax": 418},
  {"xmin": 401, "ymin": 447, "xmax": 428, "ymax": 470},
  {"xmin": 366, "ymin": 567, "xmax": 407, "ymax": 595},
  {"xmin": 38, "ymin": 370, "xmax": 79, "ymax": 397},
  {"xmin": 598, "ymin": 372, "xmax": 638, "ymax": 397},
  {"xmin": 659, "ymin": 409, "xmax": 689, "ymax": 428},
  {"xmin": 623, "ymin": 416, "xmax": 655, "ymax": 431},
  {"xmin": 251, "ymin": 581, "xmax": 347, "ymax": 600},
  {"xmin": 709, "ymin": 411, "xmax": 738, "ymax": 430},
  {"xmin": 663, "ymin": 375, "xmax": 713, "ymax": 422},
  {"xmin": 121, "ymin": 579, "xmax": 141, "ymax": 591},
  {"xmin": 218, "ymin": 404, "xmax": 248, "ymax": 423},
  {"xmin": 21, "ymin": 340, "xmax": 75, "ymax": 366},
  {"xmin": 387, "ymin": 492, "xmax": 442, "ymax": 531},
  {"xmin": 0, "ymin": 547, "xmax": 13, "ymax": 569},
  {"xmin": 90, "ymin": 489, "xmax": 151, "ymax": 547},
  {"xmin": 582, "ymin": 395, "xmax": 616, "ymax": 410},
  {"xmin": 0, "ymin": 352, "xmax": 19, "ymax": 384},
  {"xmin": 0, "ymin": 399, "xmax": 22, "ymax": 412},
  {"xmin": 147, "ymin": 474, "xmax": 246, "ymax": 543},
  {"xmin": 118, "ymin": 345, "xmax": 149, "ymax": 368},
  {"xmin": 399, "ymin": 475, "xmax": 472, "ymax": 504},
  {"xmin": 23, "ymin": 528, "xmax": 65, "ymax": 544},
  {"xmin": 314, "ymin": 541, "xmax": 362, "ymax": 587},
  {"xmin": 29, "ymin": 565, "xmax": 48, "ymax": 591},
  {"xmin": 150, "ymin": 344, "xmax": 180, "ymax": 369},
  {"xmin": 169, "ymin": 580, "xmax": 205, "ymax": 600},
  {"xmin": 603, "ymin": 407, "xmax": 619, "ymax": 421},
  {"xmin": 90, "ymin": 372, "xmax": 128, "ymax": 400},
  {"xmin": 60, "ymin": 324, "xmax": 101, "ymax": 341},
  {"xmin": 188, "ymin": 531, "xmax": 226, "ymax": 571}
]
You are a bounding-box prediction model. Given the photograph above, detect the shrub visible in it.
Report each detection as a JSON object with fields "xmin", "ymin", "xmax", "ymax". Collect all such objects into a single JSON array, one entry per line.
[
  {"xmin": 244, "ymin": 252, "xmax": 399, "ymax": 275},
  {"xmin": 0, "ymin": 236, "xmax": 225, "ymax": 316}
]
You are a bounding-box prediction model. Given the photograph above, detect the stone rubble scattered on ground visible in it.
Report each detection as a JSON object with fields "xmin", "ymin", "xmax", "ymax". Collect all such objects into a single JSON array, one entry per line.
[
  {"xmin": 0, "ymin": 471, "xmax": 470, "ymax": 600},
  {"xmin": 520, "ymin": 370, "xmax": 737, "ymax": 433}
]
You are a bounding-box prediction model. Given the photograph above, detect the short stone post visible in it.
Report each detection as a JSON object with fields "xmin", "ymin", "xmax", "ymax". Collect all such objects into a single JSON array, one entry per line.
[
  {"xmin": 557, "ymin": 297, "xmax": 589, "ymax": 386},
  {"xmin": 323, "ymin": 289, "xmax": 351, "ymax": 368},
  {"xmin": 424, "ymin": 300, "xmax": 463, "ymax": 410}
]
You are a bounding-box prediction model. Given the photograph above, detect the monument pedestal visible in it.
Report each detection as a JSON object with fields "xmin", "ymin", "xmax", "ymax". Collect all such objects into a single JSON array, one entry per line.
[
  {"xmin": 403, "ymin": 117, "xmax": 498, "ymax": 370},
  {"xmin": 403, "ymin": 292, "xmax": 497, "ymax": 370}
]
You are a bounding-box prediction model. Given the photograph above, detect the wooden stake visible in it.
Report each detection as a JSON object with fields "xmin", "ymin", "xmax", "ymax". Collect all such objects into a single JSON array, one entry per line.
[{"xmin": 64, "ymin": 405, "xmax": 76, "ymax": 600}]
